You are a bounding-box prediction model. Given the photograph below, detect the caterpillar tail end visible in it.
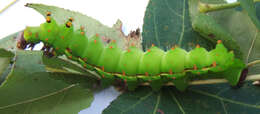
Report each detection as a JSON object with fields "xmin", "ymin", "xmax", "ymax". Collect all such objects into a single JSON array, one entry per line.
[{"xmin": 224, "ymin": 59, "xmax": 248, "ymax": 87}]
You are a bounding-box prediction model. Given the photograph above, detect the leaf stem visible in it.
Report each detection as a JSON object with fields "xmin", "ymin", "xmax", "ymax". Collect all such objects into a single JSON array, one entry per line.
[
  {"xmin": 0, "ymin": 0, "xmax": 17, "ymax": 14},
  {"xmin": 199, "ymin": 0, "xmax": 260, "ymax": 13},
  {"xmin": 141, "ymin": 74, "xmax": 260, "ymax": 86},
  {"xmin": 247, "ymin": 60, "xmax": 260, "ymax": 68}
]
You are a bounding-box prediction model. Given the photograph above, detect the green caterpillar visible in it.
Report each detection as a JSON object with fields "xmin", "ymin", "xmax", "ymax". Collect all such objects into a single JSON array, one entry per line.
[{"xmin": 18, "ymin": 12, "xmax": 246, "ymax": 91}]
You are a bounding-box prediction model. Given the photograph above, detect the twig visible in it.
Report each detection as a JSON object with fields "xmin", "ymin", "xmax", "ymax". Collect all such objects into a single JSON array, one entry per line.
[
  {"xmin": 0, "ymin": 0, "xmax": 17, "ymax": 14},
  {"xmin": 199, "ymin": 0, "xmax": 260, "ymax": 13},
  {"xmin": 247, "ymin": 60, "xmax": 260, "ymax": 68}
]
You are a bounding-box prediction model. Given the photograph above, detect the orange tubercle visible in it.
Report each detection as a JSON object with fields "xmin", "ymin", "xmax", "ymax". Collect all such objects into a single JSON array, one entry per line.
[
  {"xmin": 46, "ymin": 11, "xmax": 51, "ymax": 16},
  {"xmin": 217, "ymin": 40, "xmax": 222, "ymax": 44},
  {"xmin": 45, "ymin": 38, "xmax": 49, "ymax": 41},
  {"xmin": 61, "ymin": 36, "xmax": 64, "ymax": 39},
  {"xmin": 46, "ymin": 16, "xmax": 51, "ymax": 23},
  {"xmin": 69, "ymin": 17, "xmax": 74, "ymax": 22},
  {"xmin": 196, "ymin": 44, "xmax": 200, "ymax": 48},
  {"xmin": 127, "ymin": 49, "xmax": 131, "ymax": 53},
  {"xmin": 109, "ymin": 46, "xmax": 113, "ymax": 49},
  {"xmin": 145, "ymin": 72, "xmax": 149, "ymax": 76},
  {"xmin": 169, "ymin": 69, "xmax": 173, "ymax": 75},
  {"xmin": 122, "ymin": 71, "xmax": 126, "ymax": 76},
  {"xmin": 147, "ymin": 49, "xmax": 151, "ymax": 52},
  {"xmin": 80, "ymin": 32, "xmax": 85, "ymax": 35},
  {"xmin": 212, "ymin": 61, "xmax": 217, "ymax": 67},
  {"xmin": 151, "ymin": 44, "xmax": 155, "ymax": 47},
  {"xmin": 102, "ymin": 66, "xmax": 105, "ymax": 71},
  {"xmin": 193, "ymin": 64, "xmax": 198, "ymax": 70},
  {"xmin": 96, "ymin": 33, "xmax": 99, "ymax": 37},
  {"xmin": 48, "ymin": 30, "xmax": 51, "ymax": 32},
  {"xmin": 94, "ymin": 40, "xmax": 97, "ymax": 44}
]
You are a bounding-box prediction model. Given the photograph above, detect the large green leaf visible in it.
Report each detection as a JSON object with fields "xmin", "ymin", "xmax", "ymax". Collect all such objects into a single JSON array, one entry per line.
[
  {"xmin": 142, "ymin": 0, "xmax": 214, "ymax": 51},
  {"xmin": 103, "ymin": 83, "xmax": 260, "ymax": 114},
  {"xmin": 0, "ymin": 51, "xmax": 94, "ymax": 114},
  {"xmin": 25, "ymin": 3, "xmax": 127, "ymax": 49}
]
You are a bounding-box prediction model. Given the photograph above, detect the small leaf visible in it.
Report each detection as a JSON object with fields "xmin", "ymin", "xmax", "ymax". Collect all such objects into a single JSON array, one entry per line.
[{"xmin": 0, "ymin": 51, "xmax": 94, "ymax": 114}]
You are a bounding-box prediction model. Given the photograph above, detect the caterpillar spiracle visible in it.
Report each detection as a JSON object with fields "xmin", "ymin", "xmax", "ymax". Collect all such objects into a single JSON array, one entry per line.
[{"xmin": 17, "ymin": 12, "xmax": 247, "ymax": 91}]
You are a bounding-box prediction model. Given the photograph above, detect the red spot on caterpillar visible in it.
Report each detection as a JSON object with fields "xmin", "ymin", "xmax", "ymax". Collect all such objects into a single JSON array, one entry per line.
[
  {"xmin": 147, "ymin": 49, "xmax": 151, "ymax": 52},
  {"xmin": 83, "ymin": 58, "xmax": 87, "ymax": 62},
  {"xmin": 145, "ymin": 72, "xmax": 149, "ymax": 76},
  {"xmin": 96, "ymin": 33, "xmax": 99, "ymax": 37},
  {"xmin": 80, "ymin": 32, "xmax": 84, "ymax": 35},
  {"xmin": 152, "ymin": 44, "xmax": 155, "ymax": 47},
  {"xmin": 61, "ymin": 36, "xmax": 64, "ymax": 39},
  {"xmin": 122, "ymin": 71, "xmax": 126, "ymax": 76},
  {"xmin": 193, "ymin": 64, "xmax": 198, "ymax": 70},
  {"xmin": 48, "ymin": 30, "xmax": 51, "ymax": 32},
  {"xmin": 28, "ymin": 32, "xmax": 32, "ymax": 36},
  {"xmin": 45, "ymin": 38, "xmax": 49, "ymax": 41},
  {"xmin": 217, "ymin": 40, "xmax": 222, "ymax": 44},
  {"xmin": 102, "ymin": 74, "xmax": 105, "ymax": 78},
  {"xmin": 56, "ymin": 47, "xmax": 59, "ymax": 50},
  {"xmin": 171, "ymin": 47, "xmax": 175, "ymax": 50},
  {"xmin": 112, "ymin": 40, "xmax": 116, "ymax": 43},
  {"xmin": 94, "ymin": 40, "xmax": 97, "ymax": 44},
  {"xmin": 169, "ymin": 69, "xmax": 173, "ymax": 74},
  {"xmin": 35, "ymin": 33, "xmax": 39, "ymax": 38},
  {"xmin": 102, "ymin": 66, "xmax": 105, "ymax": 71},
  {"xmin": 212, "ymin": 61, "xmax": 217, "ymax": 67},
  {"xmin": 109, "ymin": 46, "xmax": 113, "ymax": 49},
  {"xmin": 83, "ymin": 64, "xmax": 87, "ymax": 68},
  {"xmin": 196, "ymin": 44, "xmax": 200, "ymax": 48},
  {"xmin": 127, "ymin": 49, "xmax": 131, "ymax": 53}
]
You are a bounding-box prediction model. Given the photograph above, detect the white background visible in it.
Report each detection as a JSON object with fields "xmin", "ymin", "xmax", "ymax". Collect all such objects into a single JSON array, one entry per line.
[{"xmin": 0, "ymin": 0, "xmax": 235, "ymax": 114}]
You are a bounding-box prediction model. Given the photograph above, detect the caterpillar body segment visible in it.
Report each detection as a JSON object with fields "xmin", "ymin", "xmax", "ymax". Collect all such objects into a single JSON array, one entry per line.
[{"xmin": 21, "ymin": 13, "xmax": 246, "ymax": 91}]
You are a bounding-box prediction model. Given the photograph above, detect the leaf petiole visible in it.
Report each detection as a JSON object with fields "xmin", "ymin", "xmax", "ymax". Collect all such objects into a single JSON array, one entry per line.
[{"xmin": 199, "ymin": 0, "xmax": 260, "ymax": 13}]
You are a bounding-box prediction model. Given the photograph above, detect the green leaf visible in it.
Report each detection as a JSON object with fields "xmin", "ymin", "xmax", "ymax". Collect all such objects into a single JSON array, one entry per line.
[
  {"xmin": 103, "ymin": 83, "xmax": 260, "ymax": 114},
  {"xmin": 0, "ymin": 57, "xmax": 11, "ymax": 84},
  {"xmin": 25, "ymin": 3, "xmax": 127, "ymax": 49},
  {"xmin": 142, "ymin": 0, "xmax": 215, "ymax": 51},
  {"xmin": 0, "ymin": 51, "xmax": 94, "ymax": 114},
  {"xmin": 239, "ymin": 0, "xmax": 260, "ymax": 30},
  {"xmin": 0, "ymin": 32, "xmax": 19, "ymax": 52}
]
